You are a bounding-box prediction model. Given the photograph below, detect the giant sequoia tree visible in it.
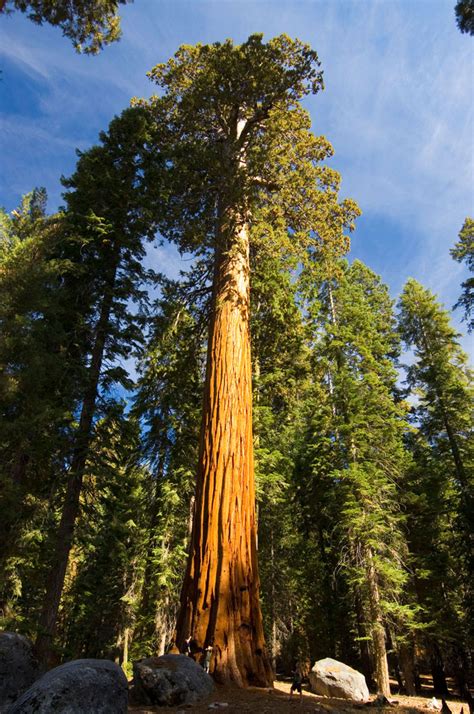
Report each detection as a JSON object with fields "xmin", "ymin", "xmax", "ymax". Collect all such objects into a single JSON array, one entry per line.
[{"xmin": 140, "ymin": 34, "xmax": 359, "ymax": 686}]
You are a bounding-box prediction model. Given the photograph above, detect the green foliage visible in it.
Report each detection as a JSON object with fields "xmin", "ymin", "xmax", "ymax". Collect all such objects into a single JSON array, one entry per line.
[
  {"xmin": 398, "ymin": 279, "xmax": 473, "ymax": 502},
  {"xmin": 1, "ymin": 107, "xmax": 163, "ymax": 640},
  {"xmin": 136, "ymin": 34, "xmax": 359, "ymax": 262},
  {"xmin": 455, "ymin": 0, "xmax": 474, "ymax": 34},
  {"xmin": 250, "ymin": 247, "xmax": 314, "ymax": 667},
  {"xmin": 60, "ymin": 407, "xmax": 149, "ymax": 660},
  {"xmin": 0, "ymin": 195, "xmax": 84, "ymax": 625},
  {"xmin": 3, "ymin": 0, "xmax": 127, "ymax": 53},
  {"xmin": 1, "ymin": 33, "xmax": 472, "ymax": 692},
  {"xmin": 310, "ymin": 262, "xmax": 416, "ymax": 641},
  {"xmin": 131, "ymin": 278, "xmax": 204, "ymax": 655},
  {"xmin": 451, "ymin": 217, "xmax": 474, "ymax": 331},
  {"xmin": 60, "ymin": 106, "xmax": 163, "ymax": 392},
  {"xmin": 398, "ymin": 279, "xmax": 474, "ymax": 659}
]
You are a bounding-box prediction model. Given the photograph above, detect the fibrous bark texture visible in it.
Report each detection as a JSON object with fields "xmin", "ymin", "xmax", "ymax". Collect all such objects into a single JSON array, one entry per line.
[{"xmin": 176, "ymin": 212, "xmax": 273, "ymax": 687}]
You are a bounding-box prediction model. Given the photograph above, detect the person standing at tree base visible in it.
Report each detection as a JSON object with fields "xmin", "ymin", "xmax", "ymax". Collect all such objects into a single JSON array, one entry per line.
[
  {"xmin": 289, "ymin": 665, "xmax": 303, "ymax": 703},
  {"xmin": 203, "ymin": 645, "xmax": 213, "ymax": 673}
]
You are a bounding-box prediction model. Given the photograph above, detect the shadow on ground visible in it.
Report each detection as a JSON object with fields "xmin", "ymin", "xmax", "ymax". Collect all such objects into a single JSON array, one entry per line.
[{"xmin": 129, "ymin": 679, "xmax": 468, "ymax": 714}]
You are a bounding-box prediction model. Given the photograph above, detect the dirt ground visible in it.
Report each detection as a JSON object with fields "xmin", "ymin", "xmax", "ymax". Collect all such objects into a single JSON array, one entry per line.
[{"xmin": 129, "ymin": 679, "xmax": 468, "ymax": 714}]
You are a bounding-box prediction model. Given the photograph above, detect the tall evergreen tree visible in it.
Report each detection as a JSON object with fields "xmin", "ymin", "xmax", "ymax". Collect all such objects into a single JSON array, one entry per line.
[
  {"xmin": 139, "ymin": 34, "xmax": 359, "ymax": 685},
  {"xmin": 0, "ymin": 192, "xmax": 84, "ymax": 626},
  {"xmin": 299, "ymin": 260, "xmax": 416, "ymax": 696},
  {"xmin": 399, "ymin": 279, "xmax": 473, "ymax": 534},
  {"xmin": 35, "ymin": 106, "xmax": 162, "ymax": 666},
  {"xmin": 60, "ymin": 407, "xmax": 149, "ymax": 669},
  {"xmin": 250, "ymin": 247, "xmax": 312, "ymax": 672},
  {"xmin": 398, "ymin": 279, "xmax": 473, "ymax": 700}
]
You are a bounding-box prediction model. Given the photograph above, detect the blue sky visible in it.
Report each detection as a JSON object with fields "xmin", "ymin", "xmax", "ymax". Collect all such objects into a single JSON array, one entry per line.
[{"xmin": 0, "ymin": 0, "xmax": 473, "ymax": 354}]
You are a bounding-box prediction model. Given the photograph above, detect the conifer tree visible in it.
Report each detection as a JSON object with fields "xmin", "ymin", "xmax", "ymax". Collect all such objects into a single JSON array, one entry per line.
[
  {"xmin": 451, "ymin": 217, "xmax": 474, "ymax": 331},
  {"xmin": 35, "ymin": 107, "xmax": 162, "ymax": 665},
  {"xmin": 398, "ymin": 279, "xmax": 473, "ymax": 699},
  {"xmin": 301, "ymin": 260, "xmax": 416, "ymax": 696},
  {"xmin": 132, "ymin": 278, "xmax": 205, "ymax": 656},
  {"xmin": 0, "ymin": 192, "xmax": 83, "ymax": 624},
  {"xmin": 139, "ymin": 34, "xmax": 359, "ymax": 685},
  {"xmin": 250, "ymin": 248, "xmax": 312, "ymax": 671},
  {"xmin": 60, "ymin": 407, "xmax": 149, "ymax": 669},
  {"xmin": 399, "ymin": 279, "xmax": 473, "ymax": 534}
]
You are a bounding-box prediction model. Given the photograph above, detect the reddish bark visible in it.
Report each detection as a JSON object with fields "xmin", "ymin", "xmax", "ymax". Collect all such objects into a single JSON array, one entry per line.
[{"xmin": 176, "ymin": 211, "xmax": 273, "ymax": 687}]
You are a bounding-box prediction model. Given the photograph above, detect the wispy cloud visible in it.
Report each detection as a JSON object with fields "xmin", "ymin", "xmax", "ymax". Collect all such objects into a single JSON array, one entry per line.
[{"xmin": 0, "ymin": 0, "xmax": 472, "ymax": 351}]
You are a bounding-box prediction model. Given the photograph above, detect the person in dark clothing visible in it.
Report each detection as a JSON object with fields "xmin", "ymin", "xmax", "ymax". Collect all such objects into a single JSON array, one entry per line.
[{"xmin": 290, "ymin": 665, "xmax": 303, "ymax": 703}]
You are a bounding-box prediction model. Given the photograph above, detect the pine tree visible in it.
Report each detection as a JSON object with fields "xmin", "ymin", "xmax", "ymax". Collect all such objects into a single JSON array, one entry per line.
[
  {"xmin": 250, "ymin": 247, "xmax": 312, "ymax": 672},
  {"xmin": 139, "ymin": 34, "xmax": 359, "ymax": 685},
  {"xmin": 399, "ymin": 279, "xmax": 473, "ymax": 534}
]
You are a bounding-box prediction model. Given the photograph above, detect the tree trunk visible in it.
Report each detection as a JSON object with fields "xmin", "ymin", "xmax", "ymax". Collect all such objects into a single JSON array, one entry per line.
[
  {"xmin": 34, "ymin": 249, "xmax": 119, "ymax": 668},
  {"xmin": 123, "ymin": 627, "xmax": 129, "ymax": 666},
  {"xmin": 155, "ymin": 594, "xmax": 171, "ymax": 656},
  {"xmin": 270, "ymin": 526, "xmax": 278, "ymax": 671},
  {"xmin": 430, "ymin": 642, "xmax": 449, "ymax": 698},
  {"xmin": 398, "ymin": 642, "xmax": 416, "ymax": 696},
  {"xmin": 354, "ymin": 590, "xmax": 374, "ymax": 688},
  {"xmin": 451, "ymin": 644, "xmax": 473, "ymax": 709},
  {"xmin": 365, "ymin": 548, "xmax": 391, "ymax": 697},
  {"xmin": 316, "ymin": 521, "xmax": 337, "ymax": 658},
  {"xmin": 175, "ymin": 211, "xmax": 272, "ymax": 687}
]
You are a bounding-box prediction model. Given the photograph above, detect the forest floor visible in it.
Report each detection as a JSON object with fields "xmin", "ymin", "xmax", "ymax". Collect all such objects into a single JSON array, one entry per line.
[{"xmin": 129, "ymin": 678, "xmax": 468, "ymax": 714}]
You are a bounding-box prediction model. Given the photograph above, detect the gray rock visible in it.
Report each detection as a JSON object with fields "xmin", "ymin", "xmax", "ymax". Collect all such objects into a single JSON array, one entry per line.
[
  {"xmin": 133, "ymin": 654, "xmax": 214, "ymax": 706},
  {"xmin": 0, "ymin": 632, "xmax": 38, "ymax": 710},
  {"xmin": 8, "ymin": 658, "xmax": 128, "ymax": 713},
  {"xmin": 308, "ymin": 657, "xmax": 370, "ymax": 702}
]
